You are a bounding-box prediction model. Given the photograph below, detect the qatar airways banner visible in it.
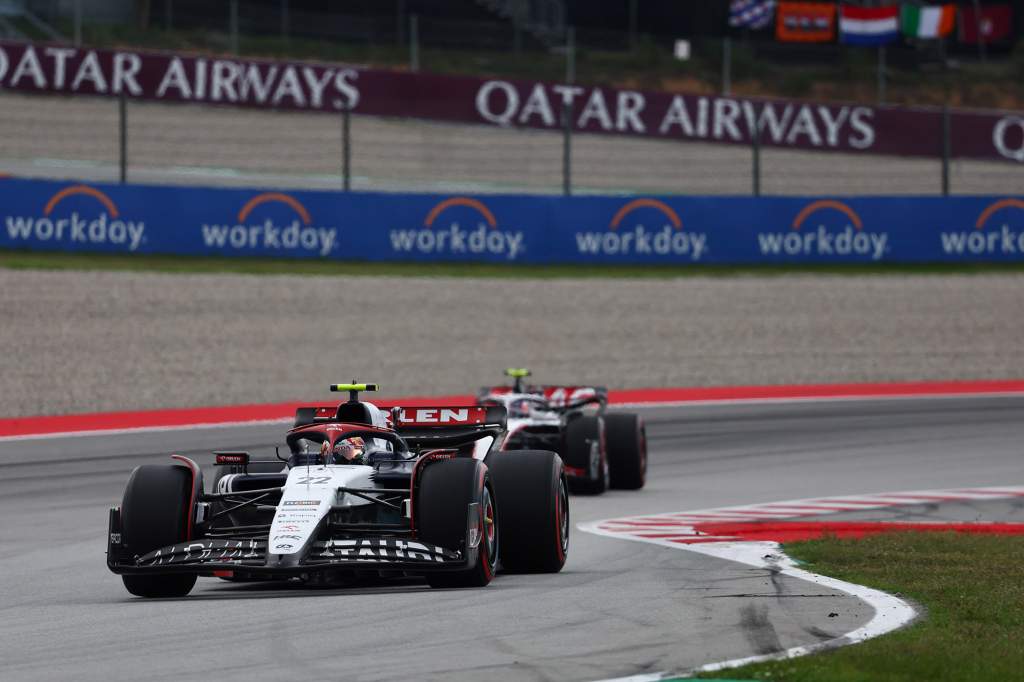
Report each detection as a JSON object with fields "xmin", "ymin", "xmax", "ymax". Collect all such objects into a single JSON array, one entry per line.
[
  {"xmin": 0, "ymin": 41, "xmax": 1022, "ymax": 163},
  {"xmin": 2, "ymin": 178, "xmax": 1023, "ymax": 264}
]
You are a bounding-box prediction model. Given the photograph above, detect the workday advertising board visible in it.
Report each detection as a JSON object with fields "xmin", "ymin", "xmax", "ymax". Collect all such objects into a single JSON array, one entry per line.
[{"xmin": 1, "ymin": 178, "xmax": 1023, "ymax": 265}]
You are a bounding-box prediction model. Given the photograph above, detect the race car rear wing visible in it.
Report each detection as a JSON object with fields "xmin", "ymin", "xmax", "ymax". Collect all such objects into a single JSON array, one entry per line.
[
  {"xmin": 393, "ymin": 406, "xmax": 506, "ymax": 429},
  {"xmin": 541, "ymin": 386, "xmax": 608, "ymax": 411},
  {"xmin": 293, "ymin": 383, "xmax": 382, "ymax": 428},
  {"xmin": 477, "ymin": 385, "xmax": 608, "ymax": 411},
  {"xmin": 391, "ymin": 405, "xmax": 507, "ymax": 452},
  {"xmin": 293, "ymin": 405, "xmax": 340, "ymax": 428}
]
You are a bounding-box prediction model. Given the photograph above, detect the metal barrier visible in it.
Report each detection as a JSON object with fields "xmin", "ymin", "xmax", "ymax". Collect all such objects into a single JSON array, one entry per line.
[{"xmin": 1, "ymin": 89, "xmax": 1020, "ymax": 197}]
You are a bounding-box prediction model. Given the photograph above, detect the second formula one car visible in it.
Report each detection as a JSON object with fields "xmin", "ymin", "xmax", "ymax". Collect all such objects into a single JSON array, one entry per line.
[
  {"xmin": 478, "ymin": 369, "xmax": 647, "ymax": 494},
  {"xmin": 107, "ymin": 383, "xmax": 568, "ymax": 598}
]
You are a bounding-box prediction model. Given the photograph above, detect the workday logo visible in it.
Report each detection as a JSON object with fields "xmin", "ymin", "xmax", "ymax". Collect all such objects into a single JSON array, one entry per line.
[
  {"xmin": 575, "ymin": 198, "xmax": 707, "ymax": 261},
  {"xmin": 201, "ymin": 192, "xmax": 338, "ymax": 256},
  {"xmin": 940, "ymin": 199, "xmax": 1024, "ymax": 256},
  {"xmin": 389, "ymin": 197, "xmax": 525, "ymax": 260},
  {"xmin": 4, "ymin": 184, "xmax": 146, "ymax": 251},
  {"xmin": 758, "ymin": 200, "xmax": 888, "ymax": 260}
]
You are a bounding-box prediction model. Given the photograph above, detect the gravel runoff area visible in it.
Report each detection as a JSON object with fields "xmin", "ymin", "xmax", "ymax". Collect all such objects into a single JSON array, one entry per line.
[
  {"xmin": 2, "ymin": 92, "xmax": 1021, "ymax": 195},
  {"xmin": 2, "ymin": 268, "xmax": 1023, "ymax": 417}
]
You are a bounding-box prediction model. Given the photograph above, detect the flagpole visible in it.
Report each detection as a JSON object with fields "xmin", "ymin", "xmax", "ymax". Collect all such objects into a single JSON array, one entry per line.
[
  {"xmin": 971, "ymin": 0, "xmax": 986, "ymax": 62},
  {"xmin": 722, "ymin": 35, "xmax": 732, "ymax": 96},
  {"xmin": 877, "ymin": 45, "xmax": 886, "ymax": 106}
]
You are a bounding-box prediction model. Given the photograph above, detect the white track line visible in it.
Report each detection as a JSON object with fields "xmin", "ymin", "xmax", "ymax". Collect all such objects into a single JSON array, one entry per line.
[
  {"xmin": 614, "ymin": 390, "xmax": 1024, "ymax": 410},
  {"xmin": 0, "ymin": 417, "xmax": 293, "ymax": 443},
  {"xmin": 582, "ymin": 485, "xmax": 1024, "ymax": 680},
  {"xmin": 592, "ymin": 674, "xmax": 671, "ymax": 682}
]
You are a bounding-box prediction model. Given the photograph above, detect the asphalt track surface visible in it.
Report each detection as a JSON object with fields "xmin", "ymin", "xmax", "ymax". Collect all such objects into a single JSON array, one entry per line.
[{"xmin": 2, "ymin": 396, "xmax": 1022, "ymax": 682}]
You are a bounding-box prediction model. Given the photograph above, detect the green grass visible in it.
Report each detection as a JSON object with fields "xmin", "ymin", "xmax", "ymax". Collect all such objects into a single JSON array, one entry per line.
[
  {"xmin": 697, "ymin": 532, "xmax": 1024, "ymax": 682},
  {"xmin": 3, "ymin": 250, "xmax": 1024, "ymax": 279}
]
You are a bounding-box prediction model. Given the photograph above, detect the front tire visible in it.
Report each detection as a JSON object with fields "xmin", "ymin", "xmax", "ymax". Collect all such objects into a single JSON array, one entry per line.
[
  {"xmin": 120, "ymin": 464, "xmax": 197, "ymax": 598},
  {"xmin": 417, "ymin": 458, "xmax": 497, "ymax": 588},
  {"xmin": 487, "ymin": 450, "xmax": 568, "ymax": 573},
  {"xmin": 606, "ymin": 413, "xmax": 647, "ymax": 490}
]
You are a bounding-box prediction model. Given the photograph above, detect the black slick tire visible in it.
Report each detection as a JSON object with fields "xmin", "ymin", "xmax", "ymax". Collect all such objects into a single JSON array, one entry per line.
[
  {"xmin": 486, "ymin": 450, "xmax": 568, "ymax": 573},
  {"xmin": 417, "ymin": 458, "xmax": 497, "ymax": 588},
  {"xmin": 606, "ymin": 413, "xmax": 647, "ymax": 490},
  {"xmin": 120, "ymin": 464, "xmax": 198, "ymax": 598},
  {"xmin": 563, "ymin": 415, "xmax": 608, "ymax": 495}
]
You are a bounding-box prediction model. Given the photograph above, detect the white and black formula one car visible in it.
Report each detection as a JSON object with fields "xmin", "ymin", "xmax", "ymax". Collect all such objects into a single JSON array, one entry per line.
[
  {"xmin": 107, "ymin": 383, "xmax": 568, "ymax": 598},
  {"xmin": 477, "ymin": 369, "xmax": 647, "ymax": 494}
]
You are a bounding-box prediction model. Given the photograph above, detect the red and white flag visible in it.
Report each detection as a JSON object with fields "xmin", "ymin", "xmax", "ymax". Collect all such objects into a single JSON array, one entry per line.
[{"xmin": 959, "ymin": 4, "xmax": 1013, "ymax": 44}]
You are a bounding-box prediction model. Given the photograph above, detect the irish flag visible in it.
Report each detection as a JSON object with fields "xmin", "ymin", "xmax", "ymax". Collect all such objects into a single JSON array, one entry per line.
[
  {"xmin": 839, "ymin": 6, "xmax": 899, "ymax": 45},
  {"xmin": 902, "ymin": 4, "xmax": 956, "ymax": 39}
]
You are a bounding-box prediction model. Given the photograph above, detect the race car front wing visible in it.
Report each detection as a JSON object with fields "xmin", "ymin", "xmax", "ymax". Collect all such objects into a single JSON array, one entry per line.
[{"xmin": 106, "ymin": 508, "xmax": 470, "ymax": 576}]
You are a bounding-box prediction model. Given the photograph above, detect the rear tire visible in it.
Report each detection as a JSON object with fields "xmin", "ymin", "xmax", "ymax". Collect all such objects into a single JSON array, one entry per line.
[
  {"xmin": 418, "ymin": 458, "xmax": 497, "ymax": 588},
  {"xmin": 563, "ymin": 415, "xmax": 608, "ymax": 495},
  {"xmin": 606, "ymin": 413, "xmax": 647, "ymax": 490},
  {"xmin": 487, "ymin": 450, "xmax": 568, "ymax": 573},
  {"xmin": 120, "ymin": 464, "xmax": 197, "ymax": 598}
]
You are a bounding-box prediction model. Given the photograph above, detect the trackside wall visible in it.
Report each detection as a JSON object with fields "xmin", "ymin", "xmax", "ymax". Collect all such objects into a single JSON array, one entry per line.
[{"xmin": 1, "ymin": 178, "xmax": 1023, "ymax": 264}]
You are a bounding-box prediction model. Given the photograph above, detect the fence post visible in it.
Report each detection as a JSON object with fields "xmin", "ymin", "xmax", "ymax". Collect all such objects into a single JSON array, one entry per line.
[
  {"xmin": 513, "ymin": 0, "xmax": 523, "ymax": 54},
  {"xmin": 342, "ymin": 104, "xmax": 351, "ymax": 192},
  {"xmin": 397, "ymin": 0, "xmax": 406, "ymax": 46},
  {"xmin": 281, "ymin": 0, "xmax": 290, "ymax": 43},
  {"xmin": 877, "ymin": 46, "xmax": 886, "ymax": 105},
  {"xmin": 229, "ymin": 0, "xmax": 239, "ymax": 55},
  {"xmin": 119, "ymin": 92, "xmax": 127, "ymax": 184},
  {"xmin": 628, "ymin": 0, "xmax": 638, "ymax": 49},
  {"xmin": 722, "ymin": 36, "xmax": 732, "ymax": 96},
  {"xmin": 565, "ymin": 26, "xmax": 575, "ymax": 84},
  {"xmin": 752, "ymin": 111, "xmax": 761, "ymax": 197},
  {"xmin": 563, "ymin": 25, "xmax": 575, "ymax": 196},
  {"xmin": 941, "ymin": 105, "xmax": 951, "ymax": 197},
  {"xmin": 409, "ymin": 14, "xmax": 419, "ymax": 72},
  {"xmin": 562, "ymin": 99, "xmax": 572, "ymax": 196},
  {"xmin": 73, "ymin": 0, "xmax": 82, "ymax": 46}
]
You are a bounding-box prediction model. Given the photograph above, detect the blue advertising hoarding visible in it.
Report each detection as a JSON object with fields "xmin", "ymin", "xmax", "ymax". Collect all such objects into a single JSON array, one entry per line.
[{"xmin": 1, "ymin": 178, "xmax": 1022, "ymax": 264}]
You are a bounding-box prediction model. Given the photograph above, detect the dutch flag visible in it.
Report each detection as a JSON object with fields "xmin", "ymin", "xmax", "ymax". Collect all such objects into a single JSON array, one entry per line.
[{"xmin": 839, "ymin": 5, "xmax": 900, "ymax": 46}]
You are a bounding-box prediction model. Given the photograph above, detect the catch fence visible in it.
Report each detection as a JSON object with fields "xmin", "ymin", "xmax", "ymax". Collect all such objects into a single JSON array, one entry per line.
[
  {"xmin": 2, "ymin": 1, "xmax": 1022, "ymax": 196},
  {"xmin": 1, "ymin": 89, "xmax": 1019, "ymax": 197}
]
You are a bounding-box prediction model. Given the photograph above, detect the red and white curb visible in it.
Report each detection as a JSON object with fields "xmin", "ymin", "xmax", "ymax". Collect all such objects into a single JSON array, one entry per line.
[
  {"xmin": 588, "ymin": 486, "xmax": 1024, "ymax": 545},
  {"xmin": 3, "ymin": 379, "xmax": 1024, "ymax": 441},
  {"xmin": 580, "ymin": 485, "xmax": 1024, "ymax": 679}
]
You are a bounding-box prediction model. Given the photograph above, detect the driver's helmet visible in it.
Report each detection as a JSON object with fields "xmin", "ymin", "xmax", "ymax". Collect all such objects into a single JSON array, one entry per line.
[
  {"xmin": 507, "ymin": 398, "xmax": 528, "ymax": 418},
  {"xmin": 332, "ymin": 437, "xmax": 366, "ymax": 464},
  {"xmin": 508, "ymin": 397, "xmax": 541, "ymax": 418}
]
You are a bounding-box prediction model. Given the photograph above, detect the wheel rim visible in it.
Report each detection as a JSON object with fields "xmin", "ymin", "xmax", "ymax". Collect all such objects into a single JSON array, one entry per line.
[
  {"xmin": 588, "ymin": 440, "xmax": 601, "ymax": 480},
  {"xmin": 639, "ymin": 423, "xmax": 648, "ymax": 475},
  {"xmin": 483, "ymin": 487, "xmax": 497, "ymax": 563},
  {"xmin": 558, "ymin": 476, "xmax": 569, "ymax": 554},
  {"xmin": 601, "ymin": 426, "xmax": 609, "ymax": 486}
]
